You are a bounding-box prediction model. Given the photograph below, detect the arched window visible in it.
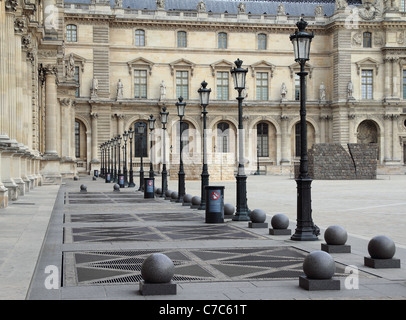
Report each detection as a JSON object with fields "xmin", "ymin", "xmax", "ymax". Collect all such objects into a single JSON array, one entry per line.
[
  {"xmin": 177, "ymin": 31, "xmax": 187, "ymax": 48},
  {"xmin": 217, "ymin": 122, "xmax": 229, "ymax": 153},
  {"xmin": 363, "ymin": 32, "xmax": 372, "ymax": 48},
  {"xmin": 257, "ymin": 123, "xmax": 269, "ymax": 157},
  {"xmin": 135, "ymin": 29, "xmax": 145, "ymax": 47},
  {"xmin": 133, "ymin": 122, "xmax": 147, "ymax": 157},
  {"xmin": 75, "ymin": 120, "xmax": 80, "ymax": 158},
  {"xmin": 218, "ymin": 32, "xmax": 227, "ymax": 49},
  {"xmin": 258, "ymin": 33, "xmax": 267, "ymax": 50},
  {"xmin": 66, "ymin": 24, "xmax": 77, "ymax": 42},
  {"xmin": 177, "ymin": 121, "xmax": 190, "ymax": 153}
]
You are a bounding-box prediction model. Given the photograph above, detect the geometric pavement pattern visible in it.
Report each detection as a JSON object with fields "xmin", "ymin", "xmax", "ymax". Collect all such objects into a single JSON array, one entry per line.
[
  {"xmin": 65, "ymin": 212, "xmax": 203, "ymax": 223},
  {"xmin": 63, "ymin": 247, "xmax": 351, "ymax": 286},
  {"xmin": 64, "ymin": 224, "xmax": 267, "ymax": 243}
]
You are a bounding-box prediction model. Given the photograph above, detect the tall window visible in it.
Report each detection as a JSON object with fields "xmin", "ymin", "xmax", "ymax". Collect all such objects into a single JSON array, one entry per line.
[
  {"xmin": 217, "ymin": 122, "xmax": 229, "ymax": 153},
  {"xmin": 66, "ymin": 24, "xmax": 77, "ymax": 42},
  {"xmin": 74, "ymin": 66, "xmax": 80, "ymax": 97},
  {"xmin": 218, "ymin": 32, "xmax": 227, "ymax": 49},
  {"xmin": 134, "ymin": 70, "xmax": 147, "ymax": 98},
  {"xmin": 403, "ymin": 70, "xmax": 406, "ymax": 99},
  {"xmin": 361, "ymin": 70, "xmax": 373, "ymax": 99},
  {"xmin": 401, "ymin": 0, "xmax": 406, "ymax": 12},
  {"xmin": 216, "ymin": 71, "xmax": 229, "ymax": 100},
  {"xmin": 177, "ymin": 31, "xmax": 187, "ymax": 48},
  {"xmin": 75, "ymin": 121, "xmax": 80, "ymax": 158},
  {"xmin": 258, "ymin": 33, "xmax": 267, "ymax": 50},
  {"xmin": 176, "ymin": 71, "xmax": 188, "ymax": 99},
  {"xmin": 295, "ymin": 74, "xmax": 300, "ymax": 101},
  {"xmin": 363, "ymin": 32, "xmax": 372, "ymax": 48},
  {"xmin": 257, "ymin": 123, "xmax": 269, "ymax": 157},
  {"xmin": 256, "ymin": 72, "xmax": 268, "ymax": 100},
  {"xmin": 134, "ymin": 122, "xmax": 147, "ymax": 157},
  {"xmin": 135, "ymin": 29, "xmax": 145, "ymax": 47}
]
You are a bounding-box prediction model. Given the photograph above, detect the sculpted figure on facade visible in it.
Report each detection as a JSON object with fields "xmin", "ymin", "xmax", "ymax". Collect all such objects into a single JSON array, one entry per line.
[
  {"xmin": 319, "ymin": 82, "xmax": 326, "ymax": 101},
  {"xmin": 67, "ymin": 53, "xmax": 75, "ymax": 79},
  {"xmin": 347, "ymin": 81, "xmax": 354, "ymax": 99},
  {"xmin": 91, "ymin": 78, "xmax": 98, "ymax": 98},
  {"xmin": 160, "ymin": 80, "xmax": 166, "ymax": 101},
  {"xmin": 315, "ymin": 5, "xmax": 324, "ymax": 17},
  {"xmin": 116, "ymin": 79, "xmax": 123, "ymax": 100},
  {"xmin": 335, "ymin": 0, "xmax": 348, "ymax": 11},
  {"xmin": 277, "ymin": 3, "xmax": 286, "ymax": 15},
  {"xmin": 197, "ymin": 1, "xmax": 206, "ymax": 13},
  {"xmin": 156, "ymin": 0, "xmax": 165, "ymax": 10},
  {"xmin": 237, "ymin": 2, "xmax": 246, "ymax": 14},
  {"xmin": 281, "ymin": 82, "xmax": 288, "ymax": 101}
]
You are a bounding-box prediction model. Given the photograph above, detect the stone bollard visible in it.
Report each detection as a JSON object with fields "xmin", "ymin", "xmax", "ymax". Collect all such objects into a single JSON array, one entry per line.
[
  {"xmin": 269, "ymin": 213, "xmax": 291, "ymax": 235},
  {"xmin": 139, "ymin": 253, "xmax": 177, "ymax": 295},
  {"xmin": 170, "ymin": 191, "xmax": 178, "ymax": 202},
  {"xmin": 299, "ymin": 250, "xmax": 340, "ymax": 291},
  {"xmin": 165, "ymin": 190, "xmax": 173, "ymax": 200},
  {"xmin": 80, "ymin": 184, "xmax": 87, "ymax": 193},
  {"xmin": 183, "ymin": 193, "xmax": 193, "ymax": 206},
  {"xmin": 248, "ymin": 209, "xmax": 268, "ymax": 228},
  {"xmin": 73, "ymin": 176, "xmax": 79, "ymax": 181},
  {"xmin": 364, "ymin": 235, "xmax": 400, "ymax": 268},
  {"xmin": 92, "ymin": 176, "xmax": 97, "ymax": 181},
  {"xmin": 321, "ymin": 225, "xmax": 351, "ymax": 253},
  {"xmin": 224, "ymin": 203, "xmax": 235, "ymax": 218},
  {"xmin": 113, "ymin": 183, "xmax": 120, "ymax": 192},
  {"xmin": 190, "ymin": 196, "xmax": 201, "ymax": 209}
]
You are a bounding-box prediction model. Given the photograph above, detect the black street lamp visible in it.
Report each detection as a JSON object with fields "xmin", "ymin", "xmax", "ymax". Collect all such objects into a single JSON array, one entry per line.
[
  {"xmin": 113, "ymin": 137, "xmax": 117, "ymax": 182},
  {"xmin": 289, "ymin": 17, "xmax": 319, "ymax": 241},
  {"xmin": 230, "ymin": 58, "xmax": 250, "ymax": 221},
  {"xmin": 176, "ymin": 96, "xmax": 186, "ymax": 203},
  {"xmin": 110, "ymin": 139, "xmax": 114, "ymax": 180},
  {"xmin": 123, "ymin": 130, "xmax": 129, "ymax": 186},
  {"xmin": 148, "ymin": 114, "xmax": 156, "ymax": 178},
  {"xmin": 117, "ymin": 135, "xmax": 122, "ymax": 186},
  {"xmin": 100, "ymin": 143, "xmax": 104, "ymax": 177},
  {"xmin": 138, "ymin": 123, "xmax": 145, "ymax": 191},
  {"xmin": 256, "ymin": 145, "xmax": 260, "ymax": 175},
  {"xmin": 197, "ymin": 80, "xmax": 211, "ymax": 210},
  {"xmin": 160, "ymin": 106, "xmax": 169, "ymax": 197},
  {"xmin": 128, "ymin": 127, "xmax": 135, "ymax": 187}
]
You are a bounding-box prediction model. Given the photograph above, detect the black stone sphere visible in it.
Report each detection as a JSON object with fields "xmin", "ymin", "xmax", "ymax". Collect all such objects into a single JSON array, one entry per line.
[
  {"xmin": 324, "ymin": 225, "xmax": 348, "ymax": 245},
  {"xmin": 368, "ymin": 235, "xmax": 396, "ymax": 259},
  {"xmin": 271, "ymin": 213, "xmax": 289, "ymax": 229},
  {"xmin": 303, "ymin": 250, "xmax": 336, "ymax": 280},
  {"xmin": 141, "ymin": 253, "xmax": 174, "ymax": 283}
]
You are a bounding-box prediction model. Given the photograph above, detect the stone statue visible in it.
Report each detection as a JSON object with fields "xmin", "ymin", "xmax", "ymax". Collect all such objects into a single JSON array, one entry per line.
[
  {"xmin": 117, "ymin": 79, "xmax": 123, "ymax": 99},
  {"xmin": 277, "ymin": 3, "xmax": 285, "ymax": 15},
  {"xmin": 237, "ymin": 2, "xmax": 246, "ymax": 14},
  {"xmin": 91, "ymin": 78, "xmax": 98, "ymax": 97},
  {"xmin": 347, "ymin": 81, "xmax": 354, "ymax": 99},
  {"xmin": 315, "ymin": 5, "xmax": 324, "ymax": 17},
  {"xmin": 67, "ymin": 53, "xmax": 75, "ymax": 79},
  {"xmin": 335, "ymin": 0, "xmax": 348, "ymax": 11},
  {"xmin": 281, "ymin": 82, "xmax": 288, "ymax": 100},
  {"xmin": 358, "ymin": 1, "xmax": 378, "ymax": 20},
  {"xmin": 114, "ymin": 0, "xmax": 122, "ymax": 8},
  {"xmin": 319, "ymin": 82, "xmax": 326, "ymax": 101},
  {"xmin": 160, "ymin": 80, "xmax": 166, "ymax": 101},
  {"xmin": 197, "ymin": 0, "xmax": 206, "ymax": 12},
  {"xmin": 156, "ymin": 0, "xmax": 165, "ymax": 10}
]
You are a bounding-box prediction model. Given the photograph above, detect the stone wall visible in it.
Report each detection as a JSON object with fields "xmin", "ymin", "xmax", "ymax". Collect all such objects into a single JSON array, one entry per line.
[{"xmin": 303, "ymin": 143, "xmax": 378, "ymax": 180}]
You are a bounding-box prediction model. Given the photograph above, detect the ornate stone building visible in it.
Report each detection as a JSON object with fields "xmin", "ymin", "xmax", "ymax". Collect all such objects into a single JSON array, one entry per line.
[{"xmin": 1, "ymin": 0, "xmax": 406, "ymax": 208}]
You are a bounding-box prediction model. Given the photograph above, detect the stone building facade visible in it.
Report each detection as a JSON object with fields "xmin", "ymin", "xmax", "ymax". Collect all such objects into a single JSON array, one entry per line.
[{"xmin": 1, "ymin": 0, "xmax": 406, "ymax": 208}]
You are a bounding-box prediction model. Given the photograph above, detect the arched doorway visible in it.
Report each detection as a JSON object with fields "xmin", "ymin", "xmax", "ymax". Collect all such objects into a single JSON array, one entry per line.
[
  {"xmin": 74, "ymin": 119, "xmax": 87, "ymax": 172},
  {"xmin": 291, "ymin": 121, "xmax": 315, "ymax": 159},
  {"xmin": 357, "ymin": 120, "xmax": 379, "ymax": 159}
]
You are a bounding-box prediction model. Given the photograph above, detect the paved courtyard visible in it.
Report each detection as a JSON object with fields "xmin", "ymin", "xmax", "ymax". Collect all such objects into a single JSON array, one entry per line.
[{"xmin": 1, "ymin": 173, "xmax": 406, "ymax": 302}]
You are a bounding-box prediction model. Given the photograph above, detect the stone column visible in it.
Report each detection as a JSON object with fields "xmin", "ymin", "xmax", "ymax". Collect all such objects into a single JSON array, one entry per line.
[
  {"xmin": 60, "ymin": 98, "xmax": 72, "ymax": 159},
  {"xmin": 384, "ymin": 58, "xmax": 392, "ymax": 100},
  {"xmin": 44, "ymin": 65, "xmax": 58, "ymax": 155},
  {"xmin": 392, "ymin": 115, "xmax": 400, "ymax": 161},
  {"xmin": 90, "ymin": 112, "xmax": 99, "ymax": 162},
  {"xmin": 116, "ymin": 113, "xmax": 125, "ymax": 135},
  {"xmin": 1, "ymin": 143, "xmax": 19, "ymax": 200},
  {"xmin": 383, "ymin": 114, "xmax": 392, "ymax": 162},
  {"xmin": 280, "ymin": 115, "xmax": 289, "ymax": 164},
  {"xmin": 347, "ymin": 113, "xmax": 356, "ymax": 143},
  {"xmin": 392, "ymin": 57, "xmax": 399, "ymax": 99}
]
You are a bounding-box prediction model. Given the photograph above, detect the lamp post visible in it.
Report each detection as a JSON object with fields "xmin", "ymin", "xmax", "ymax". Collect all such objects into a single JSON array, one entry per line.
[
  {"xmin": 230, "ymin": 58, "xmax": 250, "ymax": 221},
  {"xmin": 128, "ymin": 127, "xmax": 135, "ymax": 187},
  {"xmin": 138, "ymin": 123, "xmax": 145, "ymax": 191},
  {"xmin": 197, "ymin": 80, "xmax": 211, "ymax": 210},
  {"xmin": 148, "ymin": 114, "xmax": 156, "ymax": 178},
  {"xmin": 110, "ymin": 139, "xmax": 114, "ymax": 180},
  {"xmin": 113, "ymin": 137, "xmax": 117, "ymax": 182},
  {"xmin": 289, "ymin": 17, "xmax": 318, "ymax": 241},
  {"xmin": 176, "ymin": 96, "xmax": 186, "ymax": 203},
  {"xmin": 160, "ymin": 106, "xmax": 169, "ymax": 197},
  {"xmin": 123, "ymin": 130, "xmax": 129, "ymax": 186},
  {"xmin": 100, "ymin": 143, "xmax": 104, "ymax": 177},
  {"xmin": 117, "ymin": 135, "xmax": 122, "ymax": 186},
  {"xmin": 256, "ymin": 144, "xmax": 260, "ymax": 175}
]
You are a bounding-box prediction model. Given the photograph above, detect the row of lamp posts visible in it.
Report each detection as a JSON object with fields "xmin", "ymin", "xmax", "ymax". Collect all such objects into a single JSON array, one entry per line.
[{"xmin": 98, "ymin": 17, "xmax": 317, "ymax": 241}]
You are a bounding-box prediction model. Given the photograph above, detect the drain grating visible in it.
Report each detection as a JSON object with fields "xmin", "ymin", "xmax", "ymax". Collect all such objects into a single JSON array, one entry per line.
[
  {"xmin": 64, "ymin": 224, "xmax": 266, "ymax": 243},
  {"xmin": 63, "ymin": 247, "xmax": 361, "ymax": 287}
]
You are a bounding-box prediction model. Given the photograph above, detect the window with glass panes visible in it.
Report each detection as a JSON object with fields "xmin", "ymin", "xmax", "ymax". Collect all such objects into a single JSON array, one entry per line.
[
  {"xmin": 134, "ymin": 70, "xmax": 147, "ymax": 98},
  {"xmin": 218, "ymin": 32, "xmax": 227, "ymax": 49},
  {"xmin": 216, "ymin": 72, "xmax": 229, "ymax": 100},
  {"xmin": 361, "ymin": 70, "xmax": 373, "ymax": 99},
  {"xmin": 75, "ymin": 121, "xmax": 80, "ymax": 158},
  {"xmin": 258, "ymin": 33, "xmax": 267, "ymax": 50},
  {"xmin": 133, "ymin": 122, "xmax": 147, "ymax": 157},
  {"xmin": 256, "ymin": 72, "xmax": 268, "ymax": 100},
  {"xmin": 403, "ymin": 70, "xmax": 406, "ymax": 99},
  {"xmin": 177, "ymin": 31, "xmax": 187, "ymax": 48},
  {"xmin": 295, "ymin": 74, "xmax": 300, "ymax": 101},
  {"xmin": 217, "ymin": 122, "xmax": 229, "ymax": 153},
  {"xmin": 363, "ymin": 32, "xmax": 372, "ymax": 48},
  {"xmin": 257, "ymin": 123, "xmax": 269, "ymax": 157},
  {"xmin": 74, "ymin": 66, "xmax": 80, "ymax": 97},
  {"xmin": 176, "ymin": 71, "xmax": 189, "ymax": 99},
  {"xmin": 135, "ymin": 29, "xmax": 145, "ymax": 47},
  {"xmin": 67, "ymin": 24, "xmax": 77, "ymax": 42},
  {"xmin": 401, "ymin": 0, "xmax": 406, "ymax": 12}
]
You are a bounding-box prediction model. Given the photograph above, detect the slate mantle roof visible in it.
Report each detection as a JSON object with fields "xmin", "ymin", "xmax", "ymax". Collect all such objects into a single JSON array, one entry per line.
[{"xmin": 64, "ymin": 0, "xmax": 363, "ymax": 17}]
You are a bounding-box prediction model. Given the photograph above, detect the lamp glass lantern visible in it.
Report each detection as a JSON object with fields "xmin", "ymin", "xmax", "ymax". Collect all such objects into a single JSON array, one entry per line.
[
  {"xmin": 160, "ymin": 107, "xmax": 169, "ymax": 125},
  {"xmin": 129, "ymin": 127, "xmax": 134, "ymax": 140},
  {"xmin": 176, "ymin": 96, "xmax": 186, "ymax": 118},
  {"xmin": 230, "ymin": 58, "xmax": 248, "ymax": 90},
  {"xmin": 137, "ymin": 123, "xmax": 145, "ymax": 134},
  {"xmin": 148, "ymin": 114, "xmax": 156, "ymax": 130},
  {"xmin": 290, "ymin": 18, "xmax": 314, "ymax": 62},
  {"xmin": 198, "ymin": 80, "xmax": 211, "ymax": 106},
  {"xmin": 123, "ymin": 131, "xmax": 128, "ymax": 142}
]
